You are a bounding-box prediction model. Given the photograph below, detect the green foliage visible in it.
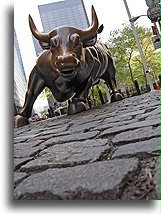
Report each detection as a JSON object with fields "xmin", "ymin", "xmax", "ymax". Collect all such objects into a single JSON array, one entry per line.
[
  {"xmin": 39, "ymin": 87, "xmax": 52, "ymax": 99},
  {"xmin": 106, "ymin": 23, "xmax": 160, "ymax": 88},
  {"xmin": 88, "ymin": 80, "xmax": 108, "ymax": 106}
]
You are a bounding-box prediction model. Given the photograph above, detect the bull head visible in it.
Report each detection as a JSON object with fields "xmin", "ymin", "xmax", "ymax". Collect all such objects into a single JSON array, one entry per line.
[
  {"xmin": 29, "ymin": 6, "xmax": 99, "ymax": 48},
  {"xmin": 29, "ymin": 6, "xmax": 101, "ymax": 77}
]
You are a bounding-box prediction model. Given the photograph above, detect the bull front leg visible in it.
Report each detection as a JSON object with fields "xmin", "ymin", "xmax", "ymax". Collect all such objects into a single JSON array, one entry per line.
[
  {"xmin": 67, "ymin": 58, "xmax": 100, "ymax": 115},
  {"xmin": 67, "ymin": 77, "xmax": 93, "ymax": 115},
  {"xmin": 14, "ymin": 67, "xmax": 45, "ymax": 128}
]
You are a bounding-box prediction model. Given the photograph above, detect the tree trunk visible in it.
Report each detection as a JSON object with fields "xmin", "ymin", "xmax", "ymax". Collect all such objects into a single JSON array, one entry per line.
[{"xmin": 128, "ymin": 63, "xmax": 134, "ymax": 83}]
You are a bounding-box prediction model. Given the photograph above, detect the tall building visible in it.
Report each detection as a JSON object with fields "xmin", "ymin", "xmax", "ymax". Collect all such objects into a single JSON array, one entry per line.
[
  {"xmin": 38, "ymin": 0, "xmax": 89, "ymax": 32},
  {"xmin": 14, "ymin": 29, "xmax": 27, "ymax": 115},
  {"xmin": 32, "ymin": 0, "xmax": 89, "ymax": 56}
]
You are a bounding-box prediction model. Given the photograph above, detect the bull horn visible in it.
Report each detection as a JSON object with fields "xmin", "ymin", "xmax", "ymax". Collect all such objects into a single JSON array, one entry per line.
[
  {"xmin": 82, "ymin": 5, "xmax": 99, "ymax": 39},
  {"xmin": 28, "ymin": 15, "xmax": 50, "ymax": 42}
]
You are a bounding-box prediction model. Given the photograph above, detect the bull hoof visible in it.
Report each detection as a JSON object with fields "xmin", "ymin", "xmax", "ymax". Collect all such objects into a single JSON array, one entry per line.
[
  {"xmin": 111, "ymin": 93, "xmax": 123, "ymax": 103},
  {"xmin": 67, "ymin": 101, "xmax": 87, "ymax": 115},
  {"xmin": 14, "ymin": 115, "xmax": 29, "ymax": 128}
]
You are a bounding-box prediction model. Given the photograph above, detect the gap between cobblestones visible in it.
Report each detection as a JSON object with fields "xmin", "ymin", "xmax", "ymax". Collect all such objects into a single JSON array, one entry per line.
[
  {"xmin": 113, "ymin": 152, "xmax": 160, "ymax": 160},
  {"xmin": 19, "ymin": 159, "xmax": 92, "ymax": 174}
]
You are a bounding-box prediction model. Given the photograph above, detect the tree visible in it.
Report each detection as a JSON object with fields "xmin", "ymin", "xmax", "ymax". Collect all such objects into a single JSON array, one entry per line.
[
  {"xmin": 88, "ymin": 80, "xmax": 108, "ymax": 107},
  {"xmin": 106, "ymin": 23, "xmax": 160, "ymax": 88},
  {"xmin": 39, "ymin": 87, "xmax": 52, "ymax": 99}
]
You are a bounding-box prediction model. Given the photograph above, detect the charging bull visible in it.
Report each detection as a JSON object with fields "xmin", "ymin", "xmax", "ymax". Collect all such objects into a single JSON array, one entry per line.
[{"xmin": 14, "ymin": 6, "xmax": 123, "ymax": 128}]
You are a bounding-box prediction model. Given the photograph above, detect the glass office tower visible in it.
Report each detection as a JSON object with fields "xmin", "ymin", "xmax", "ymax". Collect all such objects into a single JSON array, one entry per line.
[{"xmin": 14, "ymin": 29, "xmax": 27, "ymax": 115}]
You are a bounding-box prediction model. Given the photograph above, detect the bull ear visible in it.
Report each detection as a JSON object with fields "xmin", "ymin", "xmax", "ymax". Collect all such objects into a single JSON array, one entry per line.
[
  {"xmin": 39, "ymin": 41, "xmax": 50, "ymax": 50},
  {"xmin": 97, "ymin": 24, "xmax": 104, "ymax": 34},
  {"xmin": 82, "ymin": 34, "xmax": 97, "ymax": 47},
  {"xmin": 82, "ymin": 24, "xmax": 104, "ymax": 47}
]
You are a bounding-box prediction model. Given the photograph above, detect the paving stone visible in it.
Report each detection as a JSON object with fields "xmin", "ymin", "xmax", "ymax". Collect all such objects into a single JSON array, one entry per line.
[
  {"xmin": 145, "ymin": 114, "xmax": 160, "ymax": 121},
  {"xmin": 68, "ymin": 121, "xmax": 100, "ymax": 132},
  {"xmin": 92, "ymin": 109, "xmax": 155, "ymax": 132},
  {"xmin": 103, "ymin": 115, "xmax": 133, "ymax": 123},
  {"xmin": 14, "ymin": 142, "xmax": 45, "ymax": 158},
  {"xmin": 109, "ymin": 109, "xmax": 145, "ymax": 120},
  {"xmin": 136, "ymin": 107, "xmax": 159, "ymax": 120},
  {"xmin": 14, "ymin": 158, "xmax": 139, "ymax": 199},
  {"xmin": 20, "ymin": 139, "xmax": 110, "ymax": 172},
  {"xmin": 14, "ymin": 126, "xmax": 32, "ymax": 137},
  {"xmin": 72, "ymin": 116, "xmax": 102, "ymax": 126},
  {"xmin": 30, "ymin": 134, "xmax": 56, "ymax": 142},
  {"xmin": 100, "ymin": 118, "xmax": 160, "ymax": 137},
  {"xmin": 153, "ymin": 160, "xmax": 160, "ymax": 199},
  {"xmin": 112, "ymin": 126, "xmax": 160, "ymax": 145},
  {"xmin": 14, "ymin": 172, "xmax": 28, "ymax": 186},
  {"xmin": 39, "ymin": 125, "xmax": 69, "ymax": 136},
  {"xmin": 38, "ymin": 116, "xmax": 72, "ymax": 128},
  {"xmin": 42, "ymin": 131, "xmax": 100, "ymax": 147},
  {"xmin": 26, "ymin": 117, "xmax": 70, "ymax": 131},
  {"xmin": 14, "ymin": 157, "xmax": 34, "ymax": 170},
  {"xmin": 112, "ymin": 138, "xmax": 159, "ymax": 159},
  {"xmin": 14, "ymin": 134, "xmax": 39, "ymax": 144}
]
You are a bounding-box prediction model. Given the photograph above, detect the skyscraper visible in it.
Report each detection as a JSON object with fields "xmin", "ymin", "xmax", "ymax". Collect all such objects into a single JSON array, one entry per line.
[
  {"xmin": 39, "ymin": 0, "xmax": 89, "ymax": 32},
  {"xmin": 32, "ymin": 0, "xmax": 89, "ymax": 56},
  {"xmin": 14, "ymin": 29, "xmax": 27, "ymax": 115}
]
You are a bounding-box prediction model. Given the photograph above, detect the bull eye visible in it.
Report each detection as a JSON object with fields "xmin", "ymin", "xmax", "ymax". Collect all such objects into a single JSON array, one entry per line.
[
  {"xmin": 70, "ymin": 34, "xmax": 81, "ymax": 48},
  {"xmin": 50, "ymin": 36, "xmax": 60, "ymax": 48}
]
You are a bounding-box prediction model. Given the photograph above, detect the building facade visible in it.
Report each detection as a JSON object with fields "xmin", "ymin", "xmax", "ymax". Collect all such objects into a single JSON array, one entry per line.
[
  {"xmin": 32, "ymin": 0, "xmax": 89, "ymax": 55},
  {"xmin": 14, "ymin": 29, "xmax": 27, "ymax": 115}
]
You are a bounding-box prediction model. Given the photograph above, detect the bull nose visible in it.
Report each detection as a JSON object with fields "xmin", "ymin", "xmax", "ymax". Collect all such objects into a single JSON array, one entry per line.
[
  {"xmin": 55, "ymin": 54, "xmax": 79, "ymax": 77},
  {"xmin": 55, "ymin": 54, "xmax": 79, "ymax": 70}
]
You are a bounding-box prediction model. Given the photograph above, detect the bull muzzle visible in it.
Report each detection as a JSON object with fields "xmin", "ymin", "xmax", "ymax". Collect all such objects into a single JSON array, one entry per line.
[{"xmin": 55, "ymin": 54, "xmax": 80, "ymax": 77}]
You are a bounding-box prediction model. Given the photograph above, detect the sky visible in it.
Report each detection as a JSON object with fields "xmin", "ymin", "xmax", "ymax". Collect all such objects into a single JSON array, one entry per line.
[{"xmin": 14, "ymin": 0, "xmax": 154, "ymax": 110}]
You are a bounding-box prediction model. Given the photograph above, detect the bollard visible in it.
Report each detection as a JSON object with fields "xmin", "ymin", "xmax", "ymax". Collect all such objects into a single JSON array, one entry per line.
[
  {"xmin": 125, "ymin": 87, "xmax": 130, "ymax": 98},
  {"xmin": 48, "ymin": 109, "xmax": 52, "ymax": 118},
  {"xmin": 134, "ymin": 80, "xmax": 141, "ymax": 95},
  {"xmin": 87, "ymin": 96, "xmax": 92, "ymax": 108},
  {"xmin": 97, "ymin": 86, "xmax": 105, "ymax": 104}
]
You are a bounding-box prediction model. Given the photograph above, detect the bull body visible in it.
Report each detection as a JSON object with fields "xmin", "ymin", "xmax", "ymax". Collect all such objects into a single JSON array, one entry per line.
[
  {"xmin": 36, "ymin": 42, "xmax": 109, "ymax": 102},
  {"xmin": 14, "ymin": 6, "xmax": 123, "ymax": 128}
]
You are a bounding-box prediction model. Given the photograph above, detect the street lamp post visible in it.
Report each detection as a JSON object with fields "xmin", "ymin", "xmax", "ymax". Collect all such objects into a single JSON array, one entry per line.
[
  {"xmin": 129, "ymin": 15, "xmax": 160, "ymax": 35},
  {"xmin": 123, "ymin": 0, "xmax": 154, "ymax": 91},
  {"xmin": 129, "ymin": 15, "xmax": 148, "ymax": 22}
]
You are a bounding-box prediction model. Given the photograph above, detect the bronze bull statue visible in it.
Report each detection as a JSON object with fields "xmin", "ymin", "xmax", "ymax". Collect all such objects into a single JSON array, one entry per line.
[{"xmin": 14, "ymin": 6, "xmax": 123, "ymax": 128}]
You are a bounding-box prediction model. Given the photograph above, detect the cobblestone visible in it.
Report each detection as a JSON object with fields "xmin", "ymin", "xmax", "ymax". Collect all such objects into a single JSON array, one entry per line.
[
  {"xmin": 20, "ymin": 139, "xmax": 110, "ymax": 172},
  {"xmin": 153, "ymin": 160, "xmax": 160, "ymax": 199},
  {"xmin": 112, "ymin": 126, "xmax": 159, "ymax": 145},
  {"xmin": 14, "ymin": 91, "xmax": 160, "ymax": 200},
  {"xmin": 112, "ymin": 137, "xmax": 159, "ymax": 159},
  {"xmin": 14, "ymin": 158, "xmax": 139, "ymax": 200}
]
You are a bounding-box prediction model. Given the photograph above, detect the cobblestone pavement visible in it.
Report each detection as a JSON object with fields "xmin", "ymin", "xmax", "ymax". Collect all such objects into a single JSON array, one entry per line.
[{"xmin": 14, "ymin": 91, "xmax": 160, "ymax": 200}]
